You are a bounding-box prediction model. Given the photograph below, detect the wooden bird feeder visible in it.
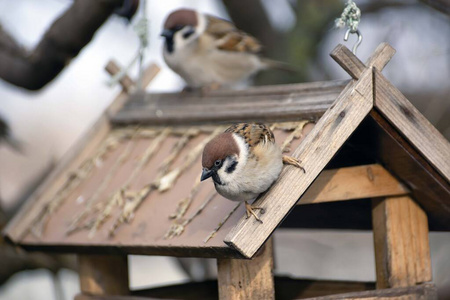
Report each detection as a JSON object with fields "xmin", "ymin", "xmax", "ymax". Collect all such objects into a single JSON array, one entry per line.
[{"xmin": 3, "ymin": 43, "xmax": 449, "ymax": 300}]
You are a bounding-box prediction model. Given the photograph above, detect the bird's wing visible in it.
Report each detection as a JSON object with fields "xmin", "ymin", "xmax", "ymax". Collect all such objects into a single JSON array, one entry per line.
[
  {"xmin": 225, "ymin": 123, "xmax": 275, "ymax": 148},
  {"xmin": 205, "ymin": 15, "xmax": 262, "ymax": 54}
]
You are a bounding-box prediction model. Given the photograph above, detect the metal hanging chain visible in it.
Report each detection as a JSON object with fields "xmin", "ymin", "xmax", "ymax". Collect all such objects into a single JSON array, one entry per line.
[{"xmin": 335, "ymin": 0, "xmax": 363, "ymax": 55}]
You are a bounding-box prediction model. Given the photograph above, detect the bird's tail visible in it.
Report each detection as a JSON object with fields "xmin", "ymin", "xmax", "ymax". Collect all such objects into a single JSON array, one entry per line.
[{"xmin": 260, "ymin": 58, "xmax": 299, "ymax": 73}]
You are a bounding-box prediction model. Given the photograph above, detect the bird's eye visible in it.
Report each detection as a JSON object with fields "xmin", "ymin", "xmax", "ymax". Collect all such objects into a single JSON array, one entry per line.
[
  {"xmin": 183, "ymin": 27, "xmax": 195, "ymax": 39},
  {"xmin": 214, "ymin": 159, "xmax": 222, "ymax": 167}
]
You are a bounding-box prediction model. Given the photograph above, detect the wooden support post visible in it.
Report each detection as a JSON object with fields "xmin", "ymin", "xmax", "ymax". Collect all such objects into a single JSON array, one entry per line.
[
  {"xmin": 78, "ymin": 254, "xmax": 129, "ymax": 296},
  {"xmin": 217, "ymin": 238, "xmax": 274, "ymax": 300},
  {"xmin": 372, "ymin": 196, "xmax": 432, "ymax": 289}
]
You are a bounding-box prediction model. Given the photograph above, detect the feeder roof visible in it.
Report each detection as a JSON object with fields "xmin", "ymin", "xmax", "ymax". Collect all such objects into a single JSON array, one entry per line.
[{"xmin": 4, "ymin": 43, "xmax": 450, "ymax": 259}]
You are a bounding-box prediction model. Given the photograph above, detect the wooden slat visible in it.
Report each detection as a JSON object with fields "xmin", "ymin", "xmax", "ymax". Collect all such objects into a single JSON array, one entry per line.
[
  {"xmin": 298, "ymin": 164, "xmax": 408, "ymax": 205},
  {"xmin": 111, "ymin": 80, "xmax": 348, "ymax": 125},
  {"xmin": 374, "ymin": 69, "xmax": 450, "ymax": 182},
  {"xmin": 365, "ymin": 43, "xmax": 396, "ymax": 72},
  {"xmin": 76, "ymin": 278, "xmax": 375, "ymax": 300},
  {"xmin": 331, "ymin": 43, "xmax": 396, "ymax": 81},
  {"xmin": 86, "ymin": 278, "xmax": 375, "ymax": 300},
  {"xmin": 372, "ymin": 196, "xmax": 432, "ymax": 289},
  {"xmin": 330, "ymin": 44, "xmax": 366, "ymax": 80},
  {"xmin": 74, "ymin": 282, "xmax": 437, "ymax": 300},
  {"xmin": 105, "ymin": 60, "xmax": 135, "ymax": 92},
  {"xmin": 217, "ymin": 238, "xmax": 274, "ymax": 300},
  {"xmin": 304, "ymin": 283, "xmax": 437, "ymax": 300},
  {"xmin": 107, "ymin": 63, "xmax": 160, "ymax": 116},
  {"xmin": 3, "ymin": 64, "xmax": 160, "ymax": 243},
  {"xmin": 224, "ymin": 68, "xmax": 374, "ymax": 258},
  {"xmin": 78, "ymin": 254, "xmax": 129, "ymax": 296},
  {"xmin": 338, "ymin": 112, "xmax": 450, "ymax": 231}
]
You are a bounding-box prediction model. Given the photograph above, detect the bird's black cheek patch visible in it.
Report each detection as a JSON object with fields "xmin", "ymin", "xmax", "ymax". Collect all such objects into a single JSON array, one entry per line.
[
  {"xmin": 226, "ymin": 161, "xmax": 238, "ymax": 174},
  {"xmin": 165, "ymin": 39, "xmax": 174, "ymax": 53},
  {"xmin": 212, "ymin": 173, "xmax": 223, "ymax": 185}
]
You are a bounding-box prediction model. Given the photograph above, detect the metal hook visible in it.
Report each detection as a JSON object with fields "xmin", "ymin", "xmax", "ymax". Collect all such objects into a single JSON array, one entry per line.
[{"xmin": 344, "ymin": 28, "xmax": 363, "ymax": 55}]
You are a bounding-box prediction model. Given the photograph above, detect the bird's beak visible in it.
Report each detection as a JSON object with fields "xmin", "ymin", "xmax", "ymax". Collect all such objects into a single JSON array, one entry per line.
[
  {"xmin": 161, "ymin": 29, "xmax": 174, "ymax": 39},
  {"xmin": 201, "ymin": 168, "xmax": 213, "ymax": 181}
]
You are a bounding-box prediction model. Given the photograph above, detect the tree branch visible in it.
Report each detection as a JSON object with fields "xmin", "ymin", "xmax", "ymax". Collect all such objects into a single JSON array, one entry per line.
[{"xmin": 0, "ymin": 0, "xmax": 125, "ymax": 90}]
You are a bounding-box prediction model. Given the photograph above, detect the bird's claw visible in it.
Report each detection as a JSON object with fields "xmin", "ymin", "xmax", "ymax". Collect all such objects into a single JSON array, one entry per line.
[
  {"xmin": 245, "ymin": 202, "xmax": 263, "ymax": 223},
  {"xmin": 282, "ymin": 155, "xmax": 306, "ymax": 173}
]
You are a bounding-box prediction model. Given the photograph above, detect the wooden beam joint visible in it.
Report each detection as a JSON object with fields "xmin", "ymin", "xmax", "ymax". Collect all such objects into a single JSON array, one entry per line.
[{"xmin": 330, "ymin": 42, "xmax": 396, "ymax": 80}]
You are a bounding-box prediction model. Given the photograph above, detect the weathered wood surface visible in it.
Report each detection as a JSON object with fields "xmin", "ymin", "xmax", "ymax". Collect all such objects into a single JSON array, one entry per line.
[
  {"xmin": 217, "ymin": 238, "xmax": 274, "ymax": 300},
  {"xmin": 361, "ymin": 111, "xmax": 450, "ymax": 230},
  {"xmin": 225, "ymin": 68, "xmax": 374, "ymax": 258},
  {"xmin": 6, "ymin": 125, "xmax": 312, "ymax": 259},
  {"xmin": 78, "ymin": 254, "xmax": 129, "ymax": 296},
  {"xmin": 299, "ymin": 164, "xmax": 408, "ymax": 205},
  {"xmin": 304, "ymin": 283, "xmax": 437, "ymax": 300},
  {"xmin": 366, "ymin": 43, "xmax": 396, "ymax": 72},
  {"xmin": 330, "ymin": 44, "xmax": 366, "ymax": 80},
  {"xmin": 111, "ymin": 80, "xmax": 348, "ymax": 125},
  {"xmin": 74, "ymin": 282, "xmax": 437, "ymax": 300},
  {"xmin": 372, "ymin": 196, "xmax": 432, "ymax": 289},
  {"xmin": 3, "ymin": 64, "xmax": 160, "ymax": 243},
  {"xmin": 331, "ymin": 43, "xmax": 395, "ymax": 81},
  {"xmin": 78, "ymin": 278, "xmax": 375, "ymax": 300},
  {"xmin": 374, "ymin": 69, "xmax": 450, "ymax": 182}
]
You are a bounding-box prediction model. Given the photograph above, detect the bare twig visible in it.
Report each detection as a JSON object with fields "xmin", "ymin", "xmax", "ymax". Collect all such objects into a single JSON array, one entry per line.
[{"xmin": 0, "ymin": 0, "xmax": 125, "ymax": 90}]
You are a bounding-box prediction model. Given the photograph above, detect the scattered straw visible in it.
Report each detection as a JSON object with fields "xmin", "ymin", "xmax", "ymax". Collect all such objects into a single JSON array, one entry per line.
[
  {"xmin": 169, "ymin": 170, "xmax": 202, "ymax": 220},
  {"xmin": 30, "ymin": 129, "xmax": 131, "ymax": 238},
  {"xmin": 108, "ymin": 128, "xmax": 202, "ymax": 237},
  {"xmin": 164, "ymin": 191, "xmax": 217, "ymax": 239},
  {"xmin": 157, "ymin": 127, "xmax": 224, "ymax": 192},
  {"xmin": 281, "ymin": 121, "xmax": 309, "ymax": 153}
]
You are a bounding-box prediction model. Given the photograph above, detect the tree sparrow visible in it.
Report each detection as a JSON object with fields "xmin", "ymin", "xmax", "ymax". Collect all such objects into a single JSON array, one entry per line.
[
  {"xmin": 201, "ymin": 123, "xmax": 304, "ymax": 223},
  {"xmin": 161, "ymin": 9, "xmax": 293, "ymax": 88}
]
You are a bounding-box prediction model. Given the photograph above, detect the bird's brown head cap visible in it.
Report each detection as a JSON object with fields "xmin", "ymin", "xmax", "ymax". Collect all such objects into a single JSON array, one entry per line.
[
  {"xmin": 202, "ymin": 133, "xmax": 240, "ymax": 169},
  {"xmin": 164, "ymin": 9, "xmax": 198, "ymax": 30}
]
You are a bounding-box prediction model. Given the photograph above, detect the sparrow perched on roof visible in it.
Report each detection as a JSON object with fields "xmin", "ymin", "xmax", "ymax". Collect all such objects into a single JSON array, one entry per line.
[
  {"xmin": 161, "ymin": 9, "xmax": 294, "ymax": 88},
  {"xmin": 201, "ymin": 123, "xmax": 304, "ymax": 223}
]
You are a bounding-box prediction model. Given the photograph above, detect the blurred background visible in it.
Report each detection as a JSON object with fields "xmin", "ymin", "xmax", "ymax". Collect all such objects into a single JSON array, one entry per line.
[{"xmin": 0, "ymin": 0, "xmax": 449, "ymax": 299}]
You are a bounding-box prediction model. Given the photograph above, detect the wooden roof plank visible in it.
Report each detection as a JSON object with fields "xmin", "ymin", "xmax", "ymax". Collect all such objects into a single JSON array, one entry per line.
[
  {"xmin": 111, "ymin": 80, "xmax": 348, "ymax": 125},
  {"xmin": 374, "ymin": 68, "xmax": 450, "ymax": 182},
  {"xmin": 3, "ymin": 64, "xmax": 160, "ymax": 243},
  {"xmin": 330, "ymin": 44, "xmax": 366, "ymax": 80},
  {"xmin": 331, "ymin": 42, "xmax": 395, "ymax": 81},
  {"xmin": 224, "ymin": 68, "xmax": 374, "ymax": 258},
  {"xmin": 366, "ymin": 42, "xmax": 396, "ymax": 72}
]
